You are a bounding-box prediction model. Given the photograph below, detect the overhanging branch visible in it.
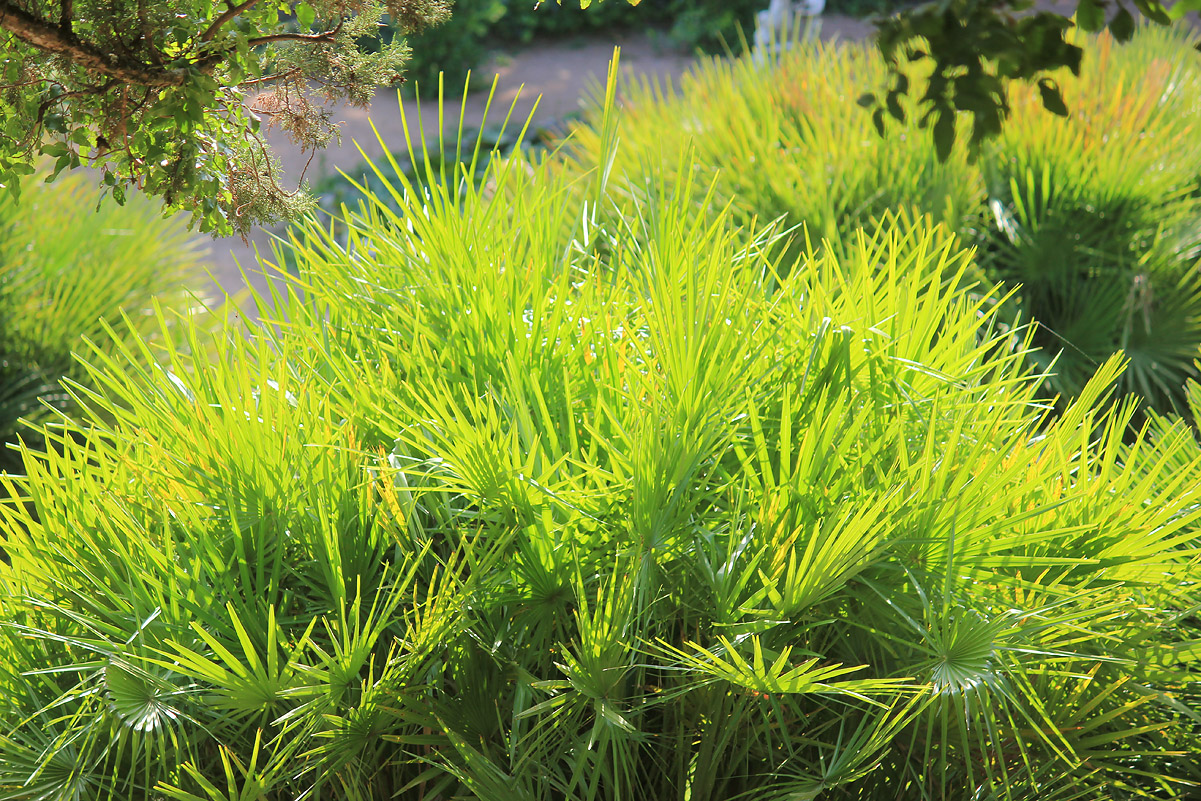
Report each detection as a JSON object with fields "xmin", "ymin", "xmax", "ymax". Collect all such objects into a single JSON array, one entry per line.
[
  {"xmin": 246, "ymin": 26, "xmax": 342, "ymax": 47},
  {"xmin": 201, "ymin": 0, "xmax": 260, "ymax": 42},
  {"xmin": 0, "ymin": 0, "xmax": 190, "ymax": 87}
]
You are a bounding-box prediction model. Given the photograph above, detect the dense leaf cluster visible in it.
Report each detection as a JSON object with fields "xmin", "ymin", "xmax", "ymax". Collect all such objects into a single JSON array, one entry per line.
[
  {"xmin": 0, "ymin": 0, "xmax": 449, "ymax": 234},
  {"xmin": 863, "ymin": 0, "xmax": 1201, "ymax": 159}
]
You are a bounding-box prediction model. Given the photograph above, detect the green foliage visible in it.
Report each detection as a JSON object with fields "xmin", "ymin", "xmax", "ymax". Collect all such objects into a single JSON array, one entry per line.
[
  {"xmin": 657, "ymin": 0, "xmax": 767, "ymax": 53},
  {"xmin": 377, "ymin": 0, "xmax": 508, "ymax": 93},
  {"xmin": 2, "ymin": 79, "xmax": 1201, "ymax": 798},
  {"xmin": 0, "ymin": 0, "xmax": 451, "ymax": 236},
  {"xmin": 492, "ymin": 0, "xmax": 676, "ymax": 42},
  {"xmin": 825, "ymin": 0, "xmax": 912, "ymax": 16},
  {"xmin": 0, "ymin": 169, "xmax": 210, "ymax": 476},
  {"xmin": 976, "ymin": 25, "xmax": 1201, "ymax": 415},
  {"xmin": 314, "ymin": 108, "xmax": 569, "ymax": 214},
  {"xmin": 508, "ymin": 0, "xmax": 763, "ymax": 52},
  {"xmin": 562, "ymin": 24, "xmax": 1201, "ymax": 417},
  {"xmin": 6, "ymin": 0, "xmax": 1188, "ymax": 235},
  {"xmin": 564, "ymin": 34, "xmax": 983, "ymax": 269},
  {"xmin": 864, "ymin": 0, "xmax": 1201, "ymax": 159}
]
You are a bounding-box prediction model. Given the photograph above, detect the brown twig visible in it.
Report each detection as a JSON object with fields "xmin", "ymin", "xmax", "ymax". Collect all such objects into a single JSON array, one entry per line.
[
  {"xmin": 200, "ymin": 0, "xmax": 260, "ymax": 42},
  {"xmin": 237, "ymin": 67, "xmax": 302, "ymax": 88},
  {"xmin": 30, "ymin": 77, "xmax": 117, "ymax": 143},
  {"xmin": 246, "ymin": 18, "xmax": 344, "ymax": 47}
]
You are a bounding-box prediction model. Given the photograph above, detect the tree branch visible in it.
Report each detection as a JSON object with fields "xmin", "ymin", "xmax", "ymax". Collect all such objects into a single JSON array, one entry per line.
[
  {"xmin": 29, "ymin": 77, "xmax": 118, "ymax": 147},
  {"xmin": 238, "ymin": 67, "xmax": 301, "ymax": 87},
  {"xmin": 245, "ymin": 28, "xmax": 339, "ymax": 47},
  {"xmin": 200, "ymin": 0, "xmax": 260, "ymax": 42},
  {"xmin": 0, "ymin": 0, "xmax": 189, "ymax": 87}
]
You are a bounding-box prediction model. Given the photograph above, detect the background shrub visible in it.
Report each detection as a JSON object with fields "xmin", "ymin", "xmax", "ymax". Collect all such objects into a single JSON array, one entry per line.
[
  {"xmin": 0, "ymin": 171, "xmax": 211, "ymax": 475},
  {"xmin": 491, "ymin": 0, "xmax": 677, "ymax": 43},
  {"xmin": 561, "ymin": 23, "xmax": 1201, "ymax": 418},
  {"xmin": 561, "ymin": 37, "xmax": 982, "ymax": 271},
  {"xmin": 378, "ymin": 0, "xmax": 508, "ymax": 93},
  {"xmin": 396, "ymin": 0, "xmax": 913, "ymax": 98},
  {"xmin": 975, "ymin": 25, "xmax": 1201, "ymax": 416}
]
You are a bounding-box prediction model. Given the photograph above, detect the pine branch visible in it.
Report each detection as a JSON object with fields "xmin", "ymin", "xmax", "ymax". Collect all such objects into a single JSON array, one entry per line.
[
  {"xmin": 245, "ymin": 26, "xmax": 342, "ymax": 47},
  {"xmin": 0, "ymin": 0, "xmax": 190, "ymax": 87},
  {"xmin": 200, "ymin": 0, "xmax": 260, "ymax": 42}
]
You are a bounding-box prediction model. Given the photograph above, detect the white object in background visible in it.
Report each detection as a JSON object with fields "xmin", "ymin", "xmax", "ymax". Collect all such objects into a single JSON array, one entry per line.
[{"xmin": 753, "ymin": 0, "xmax": 825, "ymax": 64}]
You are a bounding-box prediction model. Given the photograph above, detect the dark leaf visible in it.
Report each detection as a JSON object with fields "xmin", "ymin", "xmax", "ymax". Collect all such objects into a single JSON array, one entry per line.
[
  {"xmin": 886, "ymin": 92, "xmax": 906, "ymax": 123},
  {"xmin": 1131, "ymin": 0, "xmax": 1172, "ymax": 24},
  {"xmin": 953, "ymin": 83, "xmax": 994, "ymax": 114},
  {"xmin": 933, "ymin": 110, "xmax": 955, "ymax": 161},
  {"xmin": 1075, "ymin": 0, "xmax": 1105, "ymax": 31},
  {"xmin": 1063, "ymin": 43, "xmax": 1084, "ymax": 75},
  {"xmin": 1037, "ymin": 78, "xmax": 1069, "ymax": 117},
  {"xmin": 1108, "ymin": 6, "xmax": 1135, "ymax": 40}
]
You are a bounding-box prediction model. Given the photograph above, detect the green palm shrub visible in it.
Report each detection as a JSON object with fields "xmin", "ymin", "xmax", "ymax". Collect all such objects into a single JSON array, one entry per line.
[
  {"xmin": 0, "ymin": 171, "xmax": 210, "ymax": 475},
  {"xmin": 2, "ymin": 86, "xmax": 1201, "ymax": 799},
  {"xmin": 563, "ymin": 35, "xmax": 982, "ymax": 267},
  {"xmin": 977, "ymin": 24, "xmax": 1201, "ymax": 416},
  {"xmin": 561, "ymin": 24, "xmax": 1201, "ymax": 418}
]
